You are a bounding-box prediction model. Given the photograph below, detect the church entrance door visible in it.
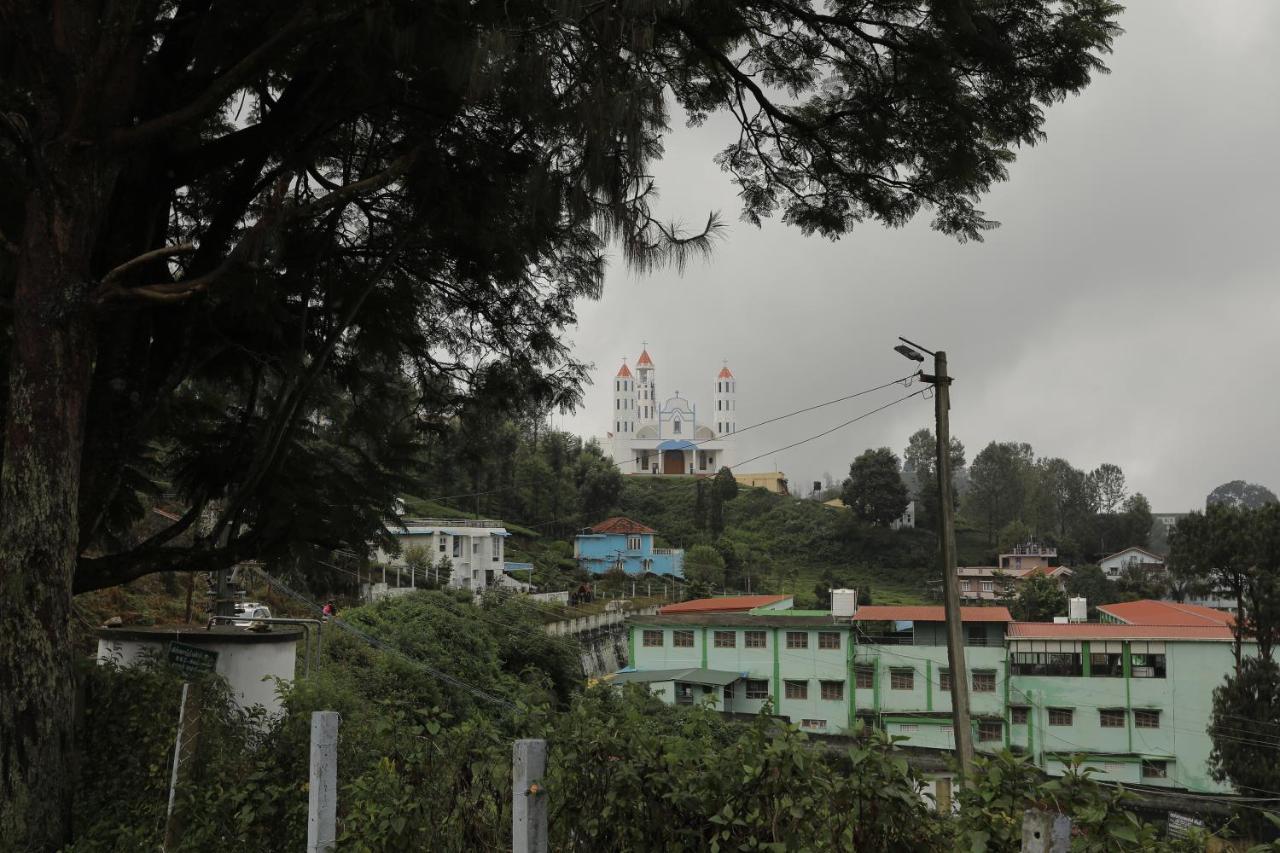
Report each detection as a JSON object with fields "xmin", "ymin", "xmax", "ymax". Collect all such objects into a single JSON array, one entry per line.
[{"xmin": 662, "ymin": 450, "xmax": 685, "ymax": 475}]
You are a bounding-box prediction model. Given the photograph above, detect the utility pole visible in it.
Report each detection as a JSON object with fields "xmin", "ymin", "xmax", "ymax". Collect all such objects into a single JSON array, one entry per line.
[{"xmin": 897, "ymin": 338, "xmax": 975, "ymax": 782}]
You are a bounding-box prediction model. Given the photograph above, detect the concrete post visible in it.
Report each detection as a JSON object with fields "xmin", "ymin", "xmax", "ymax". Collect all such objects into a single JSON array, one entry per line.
[
  {"xmin": 1021, "ymin": 810, "xmax": 1071, "ymax": 852},
  {"xmin": 308, "ymin": 711, "xmax": 340, "ymax": 853},
  {"xmin": 934, "ymin": 777, "xmax": 952, "ymax": 814},
  {"xmin": 513, "ymin": 739, "xmax": 548, "ymax": 853}
]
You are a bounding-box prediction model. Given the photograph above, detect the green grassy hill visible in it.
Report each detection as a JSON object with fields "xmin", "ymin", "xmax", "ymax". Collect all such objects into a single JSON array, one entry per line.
[{"xmin": 613, "ymin": 478, "xmax": 997, "ymax": 607}]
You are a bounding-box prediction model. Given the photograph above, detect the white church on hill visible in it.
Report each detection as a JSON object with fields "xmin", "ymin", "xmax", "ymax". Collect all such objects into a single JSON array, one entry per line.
[{"xmin": 605, "ymin": 347, "xmax": 738, "ymax": 475}]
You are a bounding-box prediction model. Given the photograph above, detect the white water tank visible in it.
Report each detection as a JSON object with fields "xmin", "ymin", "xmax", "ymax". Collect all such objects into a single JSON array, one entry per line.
[
  {"xmin": 831, "ymin": 588, "xmax": 859, "ymax": 619},
  {"xmin": 1069, "ymin": 597, "xmax": 1087, "ymax": 622}
]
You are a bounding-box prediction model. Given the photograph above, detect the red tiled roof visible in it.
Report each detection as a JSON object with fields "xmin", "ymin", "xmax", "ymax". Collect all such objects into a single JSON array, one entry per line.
[
  {"xmin": 852, "ymin": 605, "xmax": 1012, "ymax": 623},
  {"xmin": 587, "ymin": 516, "xmax": 656, "ymax": 535},
  {"xmin": 1007, "ymin": 622, "xmax": 1235, "ymax": 641},
  {"xmin": 616, "ymin": 362, "xmax": 632, "ymax": 378},
  {"xmin": 717, "ymin": 365, "xmax": 734, "ymax": 379},
  {"xmin": 1097, "ymin": 600, "xmax": 1234, "ymax": 628},
  {"xmin": 1025, "ymin": 565, "xmax": 1072, "ymax": 577},
  {"xmin": 659, "ymin": 594, "xmax": 790, "ymax": 614},
  {"xmin": 637, "ymin": 349, "xmax": 653, "ymax": 366}
]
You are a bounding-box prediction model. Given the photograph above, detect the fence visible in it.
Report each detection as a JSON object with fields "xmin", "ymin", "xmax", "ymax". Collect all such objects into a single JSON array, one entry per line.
[
  {"xmin": 543, "ymin": 605, "xmax": 659, "ymax": 637},
  {"xmin": 300, "ymin": 713, "xmax": 1074, "ymax": 853}
]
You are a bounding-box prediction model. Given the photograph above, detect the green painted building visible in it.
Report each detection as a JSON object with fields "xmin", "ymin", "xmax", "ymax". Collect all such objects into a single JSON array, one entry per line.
[{"xmin": 623, "ymin": 602, "xmax": 1248, "ymax": 794}]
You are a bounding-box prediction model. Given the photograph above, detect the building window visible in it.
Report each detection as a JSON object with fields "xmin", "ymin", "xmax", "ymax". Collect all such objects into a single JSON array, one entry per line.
[
  {"xmin": 972, "ymin": 671, "xmax": 996, "ymax": 692},
  {"xmin": 890, "ymin": 668, "xmax": 914, "ymax": 690},
  {"xmin": 1141, "ymin": 760, "xmax": 1168, "ymax": 779},
  {"xmin": 673, "ymin": 419, "xmax": 681, "ymax": 434},
  {"xmin": 784, "ymin": 680, "xmax": 808, "ymax": 700},
  {"xmin": 745, "ymin": 680, "xmax": 770, "ymax": 700},
  {"xmin": 453, "ymin": 537, "xmax": 463, "ymax": 558},
  {"xmin": 745, "ymin": 630, "xmax": 767, "ymax": 649},
  {"xmin": 1048, "ymin": 708, "xmax": 1074, "ymax": 726},
  {"xmin": 438, "ymin": 535, "xmax": 448, "ymax": 553},
  {"xmin": 801, "ymin": 719, "xmax": 826, "ymax": 730},
  {"xmin": 673, "ymin": 630, "xmax": 694, "ymax": 648},
  {"xmin": 1134, "ymin": 709, "xmax": 1161, "ymax": 729},
  {"xmin": 981, "ymin": 581, "xmax": 994, "ymax": 592},
  {"xmin": 978, "ymin": 721, "xmax": 1003, "ymax": 742},
  {"xmin": 1099, "ymin": 709, "xmax": 1126, "ymax": 728},
  {"xmin": 627, "ymin": 535, "xmax": 641, "ymax": 550},
  {"xmin": 820, "ymin": 680, "xmax": 844, "ymax": 701},
  {"xmin": 1090, "ymin": 651, "xmax": 1124, "ymax": 678},
  {"xmin": 714, "ymin": 630, "xmax": 736, "ymax": 648},
  {"xmin": 642, "ymin": 630, "xmax": 663, "ymax": 647},
  {"xmin": 1130, "ymin": 643, "xmax": 1167, "ymax": 678},
  {"xmin": 786, "ymin": 632, "xmax": 808, "ymax": 649},
  {"xmin": 1010, "ymin": 706, "xmax": 1029, "ymax": 725},
  {"xmin": 855, "ymin": 665, "xmax": 875, "ymax": 689},
  {"xmin": 818, "ymin": 632, "xmax": 840, "ymax": 650},
  {"xmin": 1010, "ymin": 648, "xmax": 1083, "ymax": 677},
  {"xmin": 939, "ymin": 668, "xmax": 952, "ymax": 692},
  {"xmin": 898, "ymin": 724, "xmax": 919, "ymax": 733},
  {"xmin": 724, "ymin": 682, "xmax": 735, "ymax": 700}
]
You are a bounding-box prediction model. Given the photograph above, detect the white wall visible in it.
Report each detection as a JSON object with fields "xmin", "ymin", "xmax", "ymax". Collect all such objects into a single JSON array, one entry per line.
[{"xmin": 96, "ymin": 634, "xmax": 297, "ymax": 717}]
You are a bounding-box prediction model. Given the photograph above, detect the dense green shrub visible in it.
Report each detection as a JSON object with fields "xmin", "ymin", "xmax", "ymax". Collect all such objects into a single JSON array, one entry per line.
[
  {"xmin": 545, "ymin": 688, "xmax": 948, "ymax": 851},
  {"xmin": 64, "ymin": 598, "xmax": 1248, "ymax": 852}
]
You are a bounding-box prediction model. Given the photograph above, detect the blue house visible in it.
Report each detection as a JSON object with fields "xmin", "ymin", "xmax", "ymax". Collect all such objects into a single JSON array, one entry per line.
[{"xmin": 574, "ymin": 517, "xmax": 684, "ymax": 578}]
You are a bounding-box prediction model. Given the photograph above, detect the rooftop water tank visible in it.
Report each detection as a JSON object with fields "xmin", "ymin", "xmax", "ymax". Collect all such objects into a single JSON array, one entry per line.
[
  {"xmin": 1069, "ymin": 597, "xmax": 1087, "ymax": 623},
  {"xmin": 831, "ymin": 588, "xmax": 859, "ymax": 619}
]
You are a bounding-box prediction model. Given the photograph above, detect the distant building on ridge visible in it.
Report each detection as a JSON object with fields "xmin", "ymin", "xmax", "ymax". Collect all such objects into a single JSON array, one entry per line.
[
  {"xmin": 575, "ymin": 516, "xmax": 684, "ymax": 577},
  {"xmin": 605, "ymin": 347, "xmax": 736, "ymax": 476}
]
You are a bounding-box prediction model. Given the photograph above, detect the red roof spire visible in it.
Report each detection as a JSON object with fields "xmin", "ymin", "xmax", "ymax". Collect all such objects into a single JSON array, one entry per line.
[
  {"xmin": 717, "ymin": 364, "xmax": 734, "ymax": 379},
  {"xmin": 616, "ymin": 361, "xmax": 632, "ymax": 378},
  {"xmin": 637, "ymin": 349, "xmax": 653, "ymax": 367}
]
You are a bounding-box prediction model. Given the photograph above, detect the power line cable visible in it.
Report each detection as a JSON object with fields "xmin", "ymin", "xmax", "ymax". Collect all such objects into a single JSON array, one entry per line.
[{"xmin": 414, "ymin": 371, "xmax": 921, "ymax": 506}]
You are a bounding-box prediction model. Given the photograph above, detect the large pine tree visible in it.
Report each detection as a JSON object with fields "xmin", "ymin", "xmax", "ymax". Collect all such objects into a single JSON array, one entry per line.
[{"xmin": 0, "ymin": 0, "xmax": 1120, "ymax": 844}]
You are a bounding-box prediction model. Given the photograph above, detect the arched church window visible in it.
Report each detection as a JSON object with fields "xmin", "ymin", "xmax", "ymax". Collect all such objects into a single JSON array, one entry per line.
[{"xmin": 673, "ymin": 419, "xmax": 681, "ymax": 434}]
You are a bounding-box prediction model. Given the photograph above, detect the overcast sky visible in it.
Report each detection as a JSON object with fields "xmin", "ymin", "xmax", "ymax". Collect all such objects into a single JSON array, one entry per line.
[{"xmin": 557, "ymin": 0, "xmax": 1280, "ymax": 512}]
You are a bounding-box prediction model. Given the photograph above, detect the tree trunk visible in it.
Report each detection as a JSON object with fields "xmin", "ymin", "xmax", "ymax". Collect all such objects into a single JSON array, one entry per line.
[{"xmin": 0, "ymin": 166, "xmax": 104, "ymax": 849}]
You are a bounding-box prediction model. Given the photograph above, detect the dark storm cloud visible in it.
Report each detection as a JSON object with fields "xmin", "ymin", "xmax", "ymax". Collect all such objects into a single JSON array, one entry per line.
[{"xmin": 561, "ymin": 1, "xmax": 1280, "ymax": 511}]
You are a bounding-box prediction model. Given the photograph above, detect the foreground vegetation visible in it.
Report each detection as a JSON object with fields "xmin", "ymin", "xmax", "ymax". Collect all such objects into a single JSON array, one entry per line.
[{"xmin": 64, "ymin": 590, "xmax": 1278, "ymax": 851}]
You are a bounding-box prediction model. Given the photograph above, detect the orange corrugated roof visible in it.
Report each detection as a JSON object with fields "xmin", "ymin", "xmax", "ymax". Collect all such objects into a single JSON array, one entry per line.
[
  {"xmin": 637, "ymin": 349, "xmax": 653, "ymax": 366},
  {"xmin": 1008, "ymin": 622, "xmax": 1235, "ymax": 641},
  {"xmin": 852, "ymin": 605, "xmax": 1012, "ymax": 623},
  {"xmin": 587, "ymin": 516, "xmax": 656, "ymax": 535},
  {"xmin": 1025, "ymin": 565, "xmax": 1071, "ymax": 577},
  {"xmin": 659, "ymin": 595, "xmax": 790, "ymax": 614},
  {"xmin": 616, "ymin": 362, "xmax": 632, "ymax": 378},
  {"xmin": 1097, "ymin": 600, "xmax": 1234, "ymax": 627},
  {"xmin": 717, "ymin": 365, "xmax": 734, "ymax": 379}
]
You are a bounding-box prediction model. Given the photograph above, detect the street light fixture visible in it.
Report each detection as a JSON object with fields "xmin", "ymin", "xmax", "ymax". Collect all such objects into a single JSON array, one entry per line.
[{"xmin": 894, "ymin": 344, "xmax": 925, "ymax": 362}]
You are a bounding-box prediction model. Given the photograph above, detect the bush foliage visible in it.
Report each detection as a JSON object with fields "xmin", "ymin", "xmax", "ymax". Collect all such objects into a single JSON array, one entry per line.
[{"xmin": 66, "ymin": 592, "xmax": 1257, "ymax": 851}]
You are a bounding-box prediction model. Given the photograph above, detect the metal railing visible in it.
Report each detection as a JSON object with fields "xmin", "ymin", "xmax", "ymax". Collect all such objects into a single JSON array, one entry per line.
[
  {"xmin": 209, "ymin": 615, "xmax": 323, "ymax": 677},
  {"xmin": 396, "ymin": 517, "xmax": 506, "ymax": 529}
]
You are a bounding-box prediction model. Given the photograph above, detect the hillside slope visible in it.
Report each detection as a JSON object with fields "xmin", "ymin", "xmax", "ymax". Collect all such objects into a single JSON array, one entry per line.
[{"xmin": 613, "ymin": 478, "xmax": 994, "ymax": 606}]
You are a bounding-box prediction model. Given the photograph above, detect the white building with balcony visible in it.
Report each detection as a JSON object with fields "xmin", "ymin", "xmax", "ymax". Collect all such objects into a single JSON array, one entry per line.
[{"xmin": 373, "ymin": 518, "xmax": 510, "ymax": 594}]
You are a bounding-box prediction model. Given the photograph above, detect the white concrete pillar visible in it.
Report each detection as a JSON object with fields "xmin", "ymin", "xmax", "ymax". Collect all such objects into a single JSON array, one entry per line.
[{"xmin": 308, "ymin": 711, "xmax": 340, "ymax": 853}]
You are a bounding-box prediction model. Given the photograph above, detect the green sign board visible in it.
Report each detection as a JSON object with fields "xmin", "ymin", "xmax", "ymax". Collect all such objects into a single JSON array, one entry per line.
[{"xmin": 168, "ymin": 641, "xmax": 219, "ymax": 679}]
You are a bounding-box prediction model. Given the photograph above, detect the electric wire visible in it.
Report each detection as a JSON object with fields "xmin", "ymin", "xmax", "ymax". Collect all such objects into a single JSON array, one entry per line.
[{"xmin": 414, "ymin": 370, "xmax": 922, "ymax": 506}]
